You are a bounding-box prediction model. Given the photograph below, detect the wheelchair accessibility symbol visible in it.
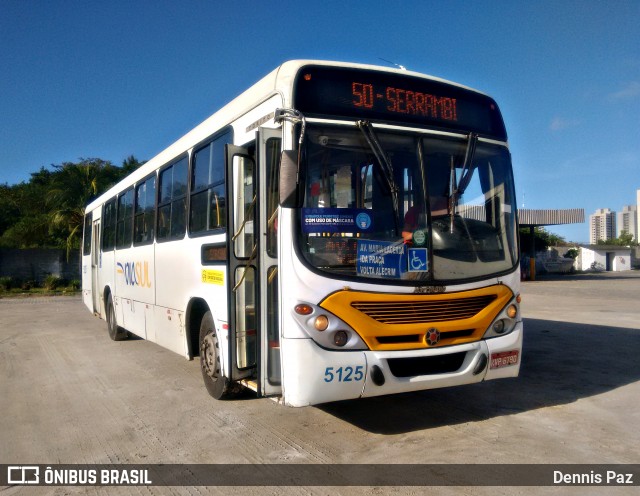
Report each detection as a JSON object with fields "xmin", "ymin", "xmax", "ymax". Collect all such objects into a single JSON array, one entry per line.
[{"xmin": 408, "ymin": 248, "xmax": 428, "ymax": 272}]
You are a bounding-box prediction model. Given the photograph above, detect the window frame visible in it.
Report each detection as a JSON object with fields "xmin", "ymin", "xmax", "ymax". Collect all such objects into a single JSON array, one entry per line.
[
  {"xmin": 133, "ymin": 172, "xmax": 157, "ymax": 247},
  {"xmin": 157, "ymin": 154, "xmax": 189, "ymax": 243},
  {"xmin": 101, "ymin": 198, "xmax": 117, "ymax": 252},
  {"xmin": 188, "ymin": 128, "xmax": 233, "ymax": 237},
  {"xmin": 82, "ymin": 211, "xmax": 92, "ymax": 256},
  {"xmin": 116, "ymin": 187, "xmax": 134, "ymax": 250}
]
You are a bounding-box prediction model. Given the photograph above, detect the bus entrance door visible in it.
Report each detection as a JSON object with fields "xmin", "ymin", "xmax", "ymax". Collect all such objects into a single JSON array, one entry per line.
[
  {"xmin": 225, "ymin": 127, "xmax": 282, "ymax": 398},
  {"xmin": 91, "ymin": 219, "xmax": 101, "ymax": 314},
  {"xmin": 257, "ymin": 127, "xmax": 282, "ymax": 397}
]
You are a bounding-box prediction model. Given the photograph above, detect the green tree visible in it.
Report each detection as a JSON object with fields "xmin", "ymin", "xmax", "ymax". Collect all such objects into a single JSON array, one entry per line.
[
  {"xmin": 121, "ymin": 155, "xmax": 146, "ymax": 175},
  {"xmin": 47, "ymin": 158, "xmax": 125, "ymax": 257},
  {"xmin": 519, "ymin": 227, "xmax": 566, "ymax": 253},
  {"xmin": 563, "ymin": 248, "xmax": 579, "ymax": 259},
  {"xmin": 596, "ymin": 230, "xmax": 637, "ymax": 247},
  {"xmin": 0, "ymin": 170, "xmax": 57, "ymax": 248},
  {"xmin": 1, "ymin": 156, "xmax": 144, "ymax": 255},
  {"xmin": 0, "ymin": 184, "xmax": 20, "ymax": 235}
]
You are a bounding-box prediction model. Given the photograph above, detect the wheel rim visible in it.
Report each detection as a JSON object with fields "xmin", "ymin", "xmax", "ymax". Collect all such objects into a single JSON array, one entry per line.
[{"xmin": 201, "ymin": 334, "xmax": 220, "ymax": 380}]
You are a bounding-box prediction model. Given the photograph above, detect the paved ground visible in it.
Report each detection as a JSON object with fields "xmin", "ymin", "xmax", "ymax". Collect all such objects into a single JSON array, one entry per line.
[{"xmin": 1, "ymin": 272, "xmax": 639, "ymax": 495}]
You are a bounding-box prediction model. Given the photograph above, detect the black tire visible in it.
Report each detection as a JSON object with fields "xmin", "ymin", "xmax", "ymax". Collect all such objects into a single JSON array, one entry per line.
[
  {"xmin": 106, "ymin": 294, "xmax": 128, "ymax": 341},
  {"xmin": 199, "ymin": 311, "xmax": 234, "ymax": 399}
]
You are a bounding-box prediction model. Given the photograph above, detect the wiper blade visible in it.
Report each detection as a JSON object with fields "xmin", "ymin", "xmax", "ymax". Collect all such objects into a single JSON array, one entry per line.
[
  {"xmin": 457, "ymin": 132, "xmax": 478, "ymax": 197},
  {"xmin": 449, "ymin": 132, "xmax": 478, "ymax": 232},
  {"xmin": 356, "ymin": 121, "xmax": 400, "ymax": 222},
  {"xmin": 449, "ymin": 133, "xmax": 478, "ymax": 209}
]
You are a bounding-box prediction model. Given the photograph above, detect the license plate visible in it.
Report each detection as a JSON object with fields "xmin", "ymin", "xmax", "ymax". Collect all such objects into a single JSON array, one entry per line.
[{"xmin": 490, "ymin": 350, "xmax": 519, "ymax": 369}]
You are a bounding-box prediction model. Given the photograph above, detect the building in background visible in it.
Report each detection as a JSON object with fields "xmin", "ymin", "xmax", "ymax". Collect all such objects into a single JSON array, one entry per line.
[
  {"xmin": 589, "ymin": 208, "xmax": 616, "ymax": 244},
  {"xmin": 637, "ymin": 189, "xmax": 640, "ymax": 240},
  {"xmin": 576, "ymin": 245, "xmax": 632, "ymax": 272},
  {"xmin": 617, "ymin": 205, "xmax": 638, "ymax": 241}
]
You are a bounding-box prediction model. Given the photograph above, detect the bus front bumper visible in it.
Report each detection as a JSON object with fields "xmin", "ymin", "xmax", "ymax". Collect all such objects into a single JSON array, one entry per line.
[
  {"xmin": 280, "ymin": 323, "xmax": 522, "ymax": 407},
  {"xmin": 361, "ymin": 322, "xmax": 522, "ymax": 399}
]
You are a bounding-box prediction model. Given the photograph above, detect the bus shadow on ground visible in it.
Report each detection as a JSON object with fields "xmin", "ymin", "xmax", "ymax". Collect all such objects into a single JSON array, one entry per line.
[{"xmin": 318, "ymin": 317, "xmax": 640, "ymax": 434}]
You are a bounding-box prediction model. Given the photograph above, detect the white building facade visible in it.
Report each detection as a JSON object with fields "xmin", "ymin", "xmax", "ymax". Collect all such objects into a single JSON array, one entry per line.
[
  {"xmin": 589, "ymin": 208, "xmax": 616, "ymax": 244},
  {"xmin": 637, "ymin": 189, "xmax": 640, "ymax": 240},
  {"xmin": 578, "ymin": 245, "xmax": 632, "ymax": 272},
  {"xmin": 616, "ymin": 205, "xmax": 638, "ymax": 241}
]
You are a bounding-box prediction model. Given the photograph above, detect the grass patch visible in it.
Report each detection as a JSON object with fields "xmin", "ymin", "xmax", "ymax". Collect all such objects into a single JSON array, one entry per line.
[{"xmin": 0, "ymin": 276, "xmax": 81, "ymax": 298}]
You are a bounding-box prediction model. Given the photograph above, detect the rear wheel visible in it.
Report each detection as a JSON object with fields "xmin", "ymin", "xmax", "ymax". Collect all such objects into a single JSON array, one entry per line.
[
  {"xmin": 199, "ymin": 311, "xmax": 236, "ymax": 399},
  {"xmin": 106, "ymin": 294, "xmax": 128, "ymax": 341}
]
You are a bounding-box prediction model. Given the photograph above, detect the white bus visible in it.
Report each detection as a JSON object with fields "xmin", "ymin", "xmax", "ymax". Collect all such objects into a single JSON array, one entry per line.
[{"xmin": 82, "ymin": 60, "xmax": 522, "ymax": 407}]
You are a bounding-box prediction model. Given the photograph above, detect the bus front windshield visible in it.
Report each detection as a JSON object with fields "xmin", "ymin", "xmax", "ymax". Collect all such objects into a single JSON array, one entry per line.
[{"xmin": 299, "ymin": 125, "xmax": 518, "ymax": 283}]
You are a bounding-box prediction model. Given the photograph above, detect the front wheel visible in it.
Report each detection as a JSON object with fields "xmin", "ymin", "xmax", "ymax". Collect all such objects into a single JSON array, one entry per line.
[
  {"xmin": 106, "ymin": 294, "xmax": 128, "ymax": 341},
  {"xmin": 199, "ymin": 311, "xmax": 236, "ymax": 399}
]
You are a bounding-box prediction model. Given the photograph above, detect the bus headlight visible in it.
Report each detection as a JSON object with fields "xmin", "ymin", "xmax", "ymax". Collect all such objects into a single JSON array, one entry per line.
[
  {"xmin": 484, "ymin": 300, "xmax": 519, "ymax": 339},
  {"xmin": 291, "ymin": 301, "xmax": 368, "ymax": 350},
  {"xmin": 314, "ymin": 315, "xmax": 329, "ymax": 331}
]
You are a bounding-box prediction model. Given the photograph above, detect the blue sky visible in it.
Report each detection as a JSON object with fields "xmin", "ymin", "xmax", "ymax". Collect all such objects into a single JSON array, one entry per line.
[{"xmin": 1, "ymin": 0, "xmax": 638, "ymax": 243}]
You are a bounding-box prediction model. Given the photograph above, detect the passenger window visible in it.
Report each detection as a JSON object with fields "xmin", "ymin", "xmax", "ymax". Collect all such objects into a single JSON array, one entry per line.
[
  {"xmin": 102, "ymin": 199, "xmax": 117, "ymax": 251},
  {"xmin": 116, "ymin": 188, "xmax": 134, "ymax": 249},
  {"xmin": 189, "ymin": 130, "xmax": 232, "ymax": 234},
  {"xmin": 158, "ymin": 157, "xmax": 188, "ymax": 241},
  {"xmin": 134, "ymin": 175, "xmax": 156, "ymax": 245},
  {"xmin": 83, "ymin": 212, "xmax": 92, "ymax": 255}
]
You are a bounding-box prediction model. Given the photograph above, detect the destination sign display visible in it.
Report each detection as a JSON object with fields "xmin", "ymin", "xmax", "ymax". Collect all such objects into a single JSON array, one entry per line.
[{"xmin": 293, "ymin": 65, "xmax": 507, "ymax": 140}]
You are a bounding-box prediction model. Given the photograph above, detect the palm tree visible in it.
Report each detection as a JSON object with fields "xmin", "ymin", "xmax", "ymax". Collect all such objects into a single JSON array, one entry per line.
[
  {"xmin": 47, "ymin": 157, "xmax": 146, "ymax": 258},
  {"xmin": 47, "ymin": 158, "xmax": 119, "ymax": 258}
]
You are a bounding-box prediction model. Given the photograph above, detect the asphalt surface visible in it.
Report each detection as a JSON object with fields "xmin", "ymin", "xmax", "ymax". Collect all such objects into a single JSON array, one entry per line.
[{"xmin": 1, "ymin": 271, "xmax": 639, "ymax": 495}]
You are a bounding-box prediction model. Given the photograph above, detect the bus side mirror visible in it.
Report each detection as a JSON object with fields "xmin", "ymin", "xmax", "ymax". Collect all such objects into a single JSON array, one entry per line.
[{"xmin": 279, "ymin": 150, "xmax": 302, "ymax": 208}]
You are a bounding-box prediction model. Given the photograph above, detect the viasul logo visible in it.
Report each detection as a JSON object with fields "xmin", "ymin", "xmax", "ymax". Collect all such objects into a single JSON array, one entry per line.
[{"xmin": 117, "ymin": 261, "xmax": 152, "ymax": 288}]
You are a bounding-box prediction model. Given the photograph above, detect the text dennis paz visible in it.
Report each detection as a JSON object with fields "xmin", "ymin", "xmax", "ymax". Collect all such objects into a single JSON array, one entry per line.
[{"xmin": 554, "ymin": 470, "xmax": 634, "ymax": 485}]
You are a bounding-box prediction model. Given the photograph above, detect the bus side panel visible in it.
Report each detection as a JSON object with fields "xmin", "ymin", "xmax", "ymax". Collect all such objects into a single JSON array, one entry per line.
[
  {"xmin": 153, "ymin": 240, "xmax": 189, "ymax": 353},
  {"xmin": 115, "ymin": 248, "xmax": 145, "ymax": 338},
  {"xmin": 151, "ymin": 304, "xmax": 187, "ymax": 356},
  {"xmin": 81, "ymin": 250, "xmax": 93, "ymax": 313},
  {"xmin": 155, "ymin": 236, "xmax": 228, "ymax": 358},
  {"xmin": 155, "ymin": 239, "xmax": 196, "ymax": 313},
  {"xmin": 99, "ymin": 248, "xmax": 116, "ymax": 313}
]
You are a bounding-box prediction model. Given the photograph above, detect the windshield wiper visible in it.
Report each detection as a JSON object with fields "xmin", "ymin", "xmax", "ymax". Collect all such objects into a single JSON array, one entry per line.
[
  {"xmin": 449, "ymin": 132, "xmax": 478, "ymax": 232},
  {"xmin": 356, "ymin": 121, "xmax": 400, "ymax": 225}
]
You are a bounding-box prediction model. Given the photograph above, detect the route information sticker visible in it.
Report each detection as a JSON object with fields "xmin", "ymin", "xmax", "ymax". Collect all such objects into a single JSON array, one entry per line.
[{"xmin": 356, "ymin": 240, "xmax": 407, "ymax": 279}]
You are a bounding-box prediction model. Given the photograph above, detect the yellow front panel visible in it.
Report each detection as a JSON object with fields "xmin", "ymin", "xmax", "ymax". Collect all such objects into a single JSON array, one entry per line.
[{"xmin": 319, "ymin": 285, "xmax": 514, "ymax": 351}]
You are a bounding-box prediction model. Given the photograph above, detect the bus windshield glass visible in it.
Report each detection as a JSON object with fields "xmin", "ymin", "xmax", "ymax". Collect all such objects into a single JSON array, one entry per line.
[{"xmin": 299, "ymin": 125, "xmax": 518, "ymax": 282}]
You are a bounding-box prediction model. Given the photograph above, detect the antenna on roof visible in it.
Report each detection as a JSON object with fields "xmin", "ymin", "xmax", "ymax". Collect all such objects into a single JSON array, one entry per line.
[{"xmin": 379, "ymin": 58, "xmax": 406, "ymax": 71}]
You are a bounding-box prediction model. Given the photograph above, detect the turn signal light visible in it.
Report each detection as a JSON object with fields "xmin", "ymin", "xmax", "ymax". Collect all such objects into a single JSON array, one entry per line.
[
  {"xmin": 294, "ymin": 304, "xmax": 313, "ymax": 315},
  {"xmin": 506, "ymin": 304, "xmax": 518, "ymax": 319}
]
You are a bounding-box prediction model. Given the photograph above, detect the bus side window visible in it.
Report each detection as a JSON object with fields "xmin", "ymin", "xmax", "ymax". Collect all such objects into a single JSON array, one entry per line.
[
  {"xmin": 83, "ymin": 212, "xmax": 92, "ymax": 255},
  {"xmin": 134, "ymin": 174, "xmax": 156, "ymax": 245},
  {"xmin": 102, "ymin": 198, "xmax": 116, "ymax": 251},
  {"xmin": 116, "ymin": 188, "xmax": 134, "ymax": 249},
  {"xmin": 190, "ymin": 130, "xmax": 231, "ymax": 234},
  {"xmin": 158, "ymin": 156, "xmax": 188, "ymax": 241}
]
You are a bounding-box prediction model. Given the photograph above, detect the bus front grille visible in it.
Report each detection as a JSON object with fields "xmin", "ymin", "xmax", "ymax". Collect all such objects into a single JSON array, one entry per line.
[
  {"xmin": 319, "ymin": 285, "xmax": 513, "ymax": 350},
  {"xmin": 351, "ymin": 295, "xmax": 497, "ymax": 324}
]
